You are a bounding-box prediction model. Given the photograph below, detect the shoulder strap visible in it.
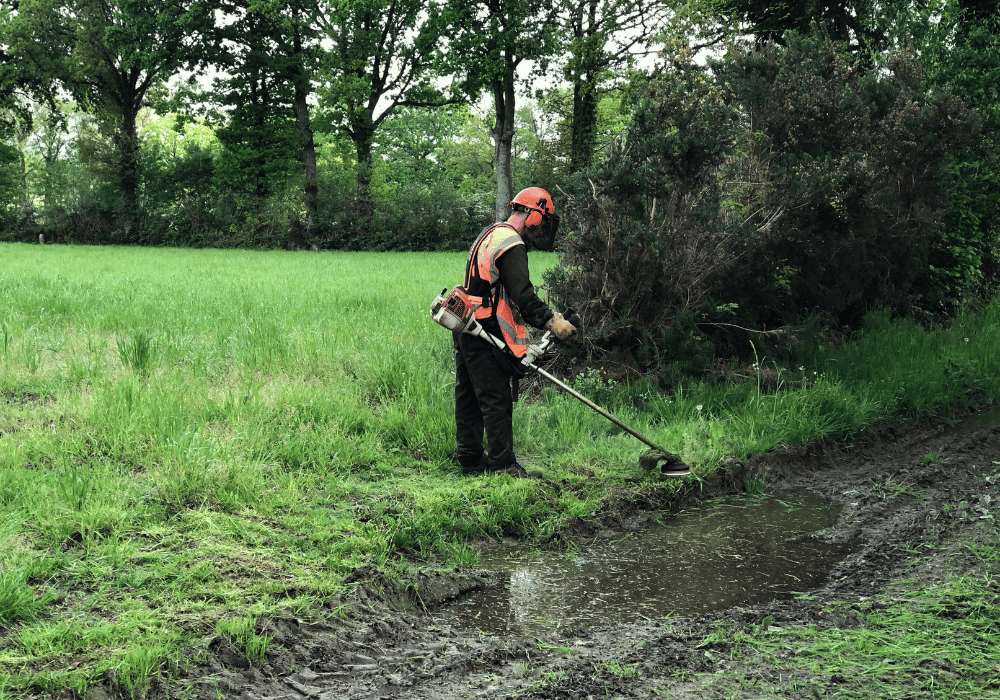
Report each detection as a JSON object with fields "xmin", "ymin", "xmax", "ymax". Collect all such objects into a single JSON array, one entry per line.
[
  {"xmin": 464, "ymin": 224, "xmax": 505, "ymax": 305},
  {"xmin": 464, "ymin": 226, "xmax": 492, "ymax": 289}
]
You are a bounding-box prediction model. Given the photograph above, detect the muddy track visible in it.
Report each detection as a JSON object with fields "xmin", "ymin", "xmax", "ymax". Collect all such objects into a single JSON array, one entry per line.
[{"xmin": 130, "ymin": 405, "xmax": 1000, "ymax": 700}]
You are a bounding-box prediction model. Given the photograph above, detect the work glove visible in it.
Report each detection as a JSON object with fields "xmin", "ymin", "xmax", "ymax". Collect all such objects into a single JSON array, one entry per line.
[{"xmin": 546, "ymin": 312, "xmax": 577, "ymax": 340}]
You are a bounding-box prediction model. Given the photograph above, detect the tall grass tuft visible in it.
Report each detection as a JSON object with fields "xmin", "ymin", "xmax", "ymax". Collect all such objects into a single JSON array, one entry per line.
[
  {"xmin": 0, "ymin": 569, "xmax": 46, "ymax": 624},
  {"xmin": 116, "ymin": 329, "xmax": 156, "ymax": 377},
  {"xmin": 215, "ymin": 616, "xmax": 272, "ymax": 664}
]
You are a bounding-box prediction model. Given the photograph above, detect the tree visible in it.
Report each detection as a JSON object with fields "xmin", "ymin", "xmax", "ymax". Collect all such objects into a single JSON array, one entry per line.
[
  {"xmin": 919, "ymin": 8, "xmax": 1000, "ymax": 306},
  {"xmin": 714, "ymin": 0, "xmax": 882, "ymax": 51},
  {"xmin": 1, "ymin": 0, "xmax": 63, "ymax": 213},
  {"xmin": 317, "ymin": 0, "xmax": 458, "ymax": 237},
  {"xmin": 208, "ymin": 1, "xmax": 303, "ymax": 200},
  {"xmin": 207, "ymin": 0, "xmax": 324, "ymax": 227},
  {"xmin": 558, "ymin": 0, "xmax": 670, "ymax": 172},
  {"xmin": 956, "ymin": 0, "xmax": 999, "ymax": 25},
  {"xmin": 546, "ymin": 30, "xmax": 979, "ymax": 373},
  {"xmin": 447, "ymin": 0, "xmax": 561, "ymax": 221},
  {"xmin": 0, "ymin": 121, "xmax": 18, "ymax": 210},
  {"xmin": 1, "ymin": 0, "xmax": 61, "ymax": 130},
  {"xmin": 378, "ymin": 104, "xmax": 476, "ymax": 186},
  {"xmin": 8, "ymin": 0, "xmax": 215, "ymax": 234}
]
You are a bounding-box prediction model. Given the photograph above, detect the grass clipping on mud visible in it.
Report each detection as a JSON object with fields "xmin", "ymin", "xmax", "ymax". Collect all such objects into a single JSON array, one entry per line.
[{"xmin": 2, "ymin": 243, "xmax": 1000, "ymax": 696}]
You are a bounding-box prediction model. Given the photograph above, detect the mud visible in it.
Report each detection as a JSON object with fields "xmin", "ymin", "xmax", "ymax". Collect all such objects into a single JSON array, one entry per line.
[{"xmin": 133, "ymin": 403, "xmax": 1000, "ymax": 700}]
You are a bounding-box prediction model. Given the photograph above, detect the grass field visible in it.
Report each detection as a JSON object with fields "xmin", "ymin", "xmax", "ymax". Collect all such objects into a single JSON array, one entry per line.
[{"xmin": 2, "ymin": 242, "xmax": 1000, "ymax": 697}]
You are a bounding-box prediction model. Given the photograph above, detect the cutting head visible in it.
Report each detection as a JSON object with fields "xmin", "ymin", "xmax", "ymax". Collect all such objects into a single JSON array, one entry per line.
[{"xmin": 639, "ymin": 448, "xmax": 691, "ymax": 476}]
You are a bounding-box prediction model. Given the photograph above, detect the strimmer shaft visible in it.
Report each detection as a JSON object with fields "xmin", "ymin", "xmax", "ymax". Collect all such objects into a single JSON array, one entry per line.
[
  {"xmin": 528, "ymin": 364, "xmax": 661, "ymax": 452},
  {"xmin": 471, "ymin": 321, "xmax": 663, "ymax": 453}
]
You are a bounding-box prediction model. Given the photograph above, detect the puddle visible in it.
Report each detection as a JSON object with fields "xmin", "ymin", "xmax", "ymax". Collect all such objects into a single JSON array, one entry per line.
[
  {"xmin": 955, "ymin": 407, "xmax": 1000, "ymax": 433},
  {"xmin": 433, "ymin": 492, "xmax": 850, "ymax": 635}
]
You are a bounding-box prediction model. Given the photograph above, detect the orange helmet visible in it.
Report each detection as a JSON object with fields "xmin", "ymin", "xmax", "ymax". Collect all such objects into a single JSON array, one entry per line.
[
  {"xmin": 511, "ymin": 187, "xmax": 555, "ymax": 227},
  {"xmin": 510, "ymin": 187, "xmax": 560, "ymax": 250}
]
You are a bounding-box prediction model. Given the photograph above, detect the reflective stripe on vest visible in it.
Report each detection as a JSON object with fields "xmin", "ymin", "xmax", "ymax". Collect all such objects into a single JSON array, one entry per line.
[{"xmin": 466, "ymin": 223, "xmax": 528, "ymax": 358}]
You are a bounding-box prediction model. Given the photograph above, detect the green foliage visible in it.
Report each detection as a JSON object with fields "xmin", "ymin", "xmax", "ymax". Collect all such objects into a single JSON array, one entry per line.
[
  {"xmin": 207, "ymin": 2, "xmax": 306, "ymax": 201},
  {"xmin": 557, "ymin": 0, "xmax": 667, "ymax": 173},
  {"xmin": 919, "ymin": 12, "xmax": 1000, "ymax": 308},
  {"xmin": 0, "ymin": 569, "xmax": 47, "ymax": 625},
  {"xmin": 363, "ymin": 180, "xmax": 493, "ymax": 251},
  {"xmin": 317, "ymin": 0, "xmax": 458, "ymax": 232},
  {"xmin": 545, "ymin": 51, "xmax": 740, "ymax": 367},
  {"xmin": 7, "ymin": 0, "xmax": 217, "ymax": 235},
  {"xmin": 713, "ymin": 0, "xmax": 888, "ymax": 53},
  {"xmin": 215, "ymin": 616, "xmax": 271, "ymax": 664},
  {"xmin": 214, "ymin": 100, "xmax": 299, "ymax": 199},
  {"xmin": 715, "ymin": 31, "xmax": 978, "ymax": 326},
  {"xmin": 116, "ymin": 329, "xmax": 156, "ymax": 377}
]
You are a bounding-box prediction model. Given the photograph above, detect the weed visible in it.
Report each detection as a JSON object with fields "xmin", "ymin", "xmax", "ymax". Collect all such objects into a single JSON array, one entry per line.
[
  {"xmin": 152, "ymin": 428, "xmax": 220, "ymax": 512},
  {"xmin": 116, "ymin": 645, "xmax": 171, "ymax": 700},
  {"xmin": 873, "ymin": 474, "xmax": 916, "ymax": 501},
  {"xmin": 55, "ymin": 459, "xmax": 93, "ymax": 512},
  {"xmin": 744, "ymin": 476, "xmax": 767, "ymax": 497},
  {"xmin": 510, "ymin": 661, "xmax": 530, "ymax": 678}
]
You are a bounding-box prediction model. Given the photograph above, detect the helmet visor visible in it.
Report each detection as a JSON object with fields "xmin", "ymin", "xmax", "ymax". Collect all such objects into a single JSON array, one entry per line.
[{"xmin": 532, "ymin": 213, "xmax": 560, "ymax": 252}]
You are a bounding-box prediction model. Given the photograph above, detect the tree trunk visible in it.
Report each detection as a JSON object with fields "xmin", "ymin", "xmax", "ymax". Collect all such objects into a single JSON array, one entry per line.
[
  {"xmin": 490, "ymin": 74, "xmax": 517, "ymax": 222},
  {"xmin": 571, "ymin": 74, "xmax": 599, "ymax": 172},
  {"xmin": 352, "ymin": 111, "xmax": 376, "ymax": 239},
  {"xmin": 294, "ymin": 82, "xmax": 319, "ymax": 228},
  {"xmin": 117, "ymin": 107, "xmax": 141, "ymax": 236},
  {"xmin": 569, "ymin": 0, "xmax": 601, "ymax": 173},
  {"xmin": 18, "ymin": 144, "xmax": 30, "ymax": 218},
  {"xmin": 291, "ymin": 26, "xmax": 318, "ymax": 229}
]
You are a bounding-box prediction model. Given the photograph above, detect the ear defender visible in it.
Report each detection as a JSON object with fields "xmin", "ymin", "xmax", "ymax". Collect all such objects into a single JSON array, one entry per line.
[
  {"xmin": 525, "ymin": 208, "xmax": 543, "ymax": 229},
  {"xmin": 511, "ymin": 187, "xmax": 555, "ymax": 233}
]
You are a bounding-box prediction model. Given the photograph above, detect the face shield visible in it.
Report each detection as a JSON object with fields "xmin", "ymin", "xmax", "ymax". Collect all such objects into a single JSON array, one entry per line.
[{"xmin": 526, "ymin": 212, "xmax": 560, "ymax": 252}]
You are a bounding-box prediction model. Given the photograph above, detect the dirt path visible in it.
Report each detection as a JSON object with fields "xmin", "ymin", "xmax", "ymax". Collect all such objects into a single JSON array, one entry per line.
[{"xmin": 146, "ymin": 405, "xmax": 1000, "ymax": 700}]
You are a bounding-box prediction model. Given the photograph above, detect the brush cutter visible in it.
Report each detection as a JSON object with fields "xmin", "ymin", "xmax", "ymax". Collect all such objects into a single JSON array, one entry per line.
[{"xmin": 431, "ymin": 287, "xmax": 691, "ymax": 476}]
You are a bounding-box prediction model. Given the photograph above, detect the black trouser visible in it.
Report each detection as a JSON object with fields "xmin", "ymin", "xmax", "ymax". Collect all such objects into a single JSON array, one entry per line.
[{"xmin": 453, "ymin": 331, "xmax": 516, "ymax": 470}]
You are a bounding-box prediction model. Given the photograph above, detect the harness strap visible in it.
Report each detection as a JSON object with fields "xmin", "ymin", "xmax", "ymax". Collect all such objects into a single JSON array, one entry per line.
[{"xmin": 464, "ymin": 224, "xmax": 503, "ymax": 309}]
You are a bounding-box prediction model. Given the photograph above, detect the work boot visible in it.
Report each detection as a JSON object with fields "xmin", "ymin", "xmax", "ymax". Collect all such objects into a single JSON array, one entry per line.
[
  {"xmin": 460, "ymin": 455, "xmax": 490, "ymax": 475},
  {"xmin": 488, "ymin": 461, "xmax": 542, "ymax": 479}
]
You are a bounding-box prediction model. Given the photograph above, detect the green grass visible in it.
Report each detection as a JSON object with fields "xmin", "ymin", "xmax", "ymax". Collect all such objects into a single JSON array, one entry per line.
[{"xmin": 2, "ymin": 242, "xmax": 1000, "ymax": 696}]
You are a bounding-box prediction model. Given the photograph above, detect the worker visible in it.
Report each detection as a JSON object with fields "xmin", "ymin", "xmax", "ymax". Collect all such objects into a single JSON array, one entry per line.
[{"xmin": 455, "ymin": 187, "xmax": 577, "ymax": 477}]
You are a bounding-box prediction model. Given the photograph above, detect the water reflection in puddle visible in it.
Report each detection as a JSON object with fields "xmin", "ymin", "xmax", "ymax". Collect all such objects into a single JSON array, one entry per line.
[
  {"xmin": 433, "ymin": 492, "xmax": 850, "ymax": 636},
  {"xmin": 955, "ymin": 407, "xmax": 1000, "ymax": 433}
]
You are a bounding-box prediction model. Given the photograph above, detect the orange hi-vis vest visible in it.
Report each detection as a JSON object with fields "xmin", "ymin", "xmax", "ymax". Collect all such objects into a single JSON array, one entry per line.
[{"xmin": 464, "ymin": 223, "xmax": 529, "ymax": 358}]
